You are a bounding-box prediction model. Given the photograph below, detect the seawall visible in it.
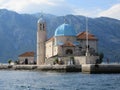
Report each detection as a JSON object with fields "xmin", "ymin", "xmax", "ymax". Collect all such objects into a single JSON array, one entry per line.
[
  {"xmin": 1, "ymin": 64, "xmax": 120, "ymax": 74},
  {"xmin": 82, "ymin": 64, "xmax": 120, "ymax": 74},
  {"xmin": 0, "ymin": 64, "xmax": 81, "ymax": 72}
]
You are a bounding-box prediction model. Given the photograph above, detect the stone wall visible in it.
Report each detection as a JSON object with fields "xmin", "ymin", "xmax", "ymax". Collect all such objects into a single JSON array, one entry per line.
[
  {"xmin": 74, "ymin": 56, "xmax": 99, "ymax": 64},
  {"xmin": 55, "ymin": 36, "xmax": 76, "ymax": 45},
  {"xmin": 18, "ymin": 57, "xmax": 35, "ymax": 64},
  {"xmin": 46, "ymin": 40, "xmax": 54, "ymax": 58},
  {"xmin": 74, "ymin": 56, "xmax": 86, "ymax": 65},
  {"xmin": 45, "ymin": 57, "xmax": 70, "ymax": 65},
  {"xmin": 45, "ymin": 56, "xmax": 99, "ymax": 65},
  {"xmin": 0, "ymin": 64, "xmax": 81, "ymax": 72},
  {"xmin": 78, "ymin": 40, "xmax": 98, "ymax": 52},
  {"xmin": 82, "ymin": 64, "xmax": 120, "ymax": 74}
]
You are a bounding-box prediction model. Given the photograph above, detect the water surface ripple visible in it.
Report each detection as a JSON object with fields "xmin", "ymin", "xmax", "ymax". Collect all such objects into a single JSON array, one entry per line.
[{"xmin": 0, "ymin": 71, "xmax": 120, "ymax": 90}]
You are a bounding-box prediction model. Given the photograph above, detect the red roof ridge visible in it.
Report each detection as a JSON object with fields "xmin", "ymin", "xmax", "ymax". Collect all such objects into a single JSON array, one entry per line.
[
  {"xmin": 77, "ymin": 31, "xmax": 97, "ymax": 40},
  {"xmin": 19, "ymin": 51, "xmax": 34, "ymax": 57},
  {"xmin": 62, "ymin": 41, "xmax": 75, "ymax": 47}
]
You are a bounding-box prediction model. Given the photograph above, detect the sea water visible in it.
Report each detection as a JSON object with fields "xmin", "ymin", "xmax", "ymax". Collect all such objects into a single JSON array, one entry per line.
[{"xmin": 0, "ymin": 70, "xmax": 120, "ymax": 90}]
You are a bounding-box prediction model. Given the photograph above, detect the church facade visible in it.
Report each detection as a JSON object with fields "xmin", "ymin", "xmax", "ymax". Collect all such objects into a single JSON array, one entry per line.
[{"xmin": 37, "ymin": 17, "xmax": 99, "ymax": 65}]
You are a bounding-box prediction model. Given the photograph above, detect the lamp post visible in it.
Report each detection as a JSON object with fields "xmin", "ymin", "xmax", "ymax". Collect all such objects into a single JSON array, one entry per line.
[
  {"xmin": 86, "ymin": 17, "xmax": 89, "ymax": 56},
  {"xmin": 85, "ymin": 17, "xmax": 90, "ymax": 64}
]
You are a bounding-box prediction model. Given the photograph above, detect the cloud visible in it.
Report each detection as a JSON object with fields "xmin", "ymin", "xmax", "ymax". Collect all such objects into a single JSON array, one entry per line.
[
  {"xmin": 0, "ymin": 0, "xmax": 72, "ymax": 15},
  {"xmin": 0, "ymin": 0, "xmax": 29, "ymax": 12},
  {"xmin": 1, "ymin": 0, "xmax": 120, "ymax": 20},
  {"xmin": 98, "ymin": 4, "xmax": 120, "ymax": 20},
  {"xmin": 73, "ymin": 8, "xmax": 102, "ymax": 17}
]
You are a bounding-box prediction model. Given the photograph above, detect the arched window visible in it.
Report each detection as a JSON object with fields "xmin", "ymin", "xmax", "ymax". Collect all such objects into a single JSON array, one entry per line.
[
  {"xmin": 66, "ymin": 49, "xmax": 73, "ymax": 55},
  {"xmin": 43, "ymin": 24, "xmax": 45, "ymax": 30},
  {"xmin": 40, "ymin": 24, "xmax": 42, "ymax": 30}
]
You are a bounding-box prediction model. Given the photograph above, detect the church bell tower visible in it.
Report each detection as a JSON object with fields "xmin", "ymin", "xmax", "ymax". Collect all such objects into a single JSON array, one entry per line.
[{"xmin": 37, "ymin": 16, "xmax": 46, "ymax": 65}]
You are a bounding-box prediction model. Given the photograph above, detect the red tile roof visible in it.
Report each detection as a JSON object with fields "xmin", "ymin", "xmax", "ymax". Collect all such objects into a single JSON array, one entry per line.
[
  {"xmin": 77, "ymin": 31, "xmax": 98, "ymax": 40},
  {"xmin": 61, "ymin": 41, "xmax": 75, "ymax": 47},
  {"xmin": 19, "ymin": 52, "xmax": 34, "ymax": 57}
]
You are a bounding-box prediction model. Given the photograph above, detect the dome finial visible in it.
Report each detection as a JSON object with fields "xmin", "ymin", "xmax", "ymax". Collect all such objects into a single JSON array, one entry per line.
[
  {"xmin": 40, "ymin": 11, "xmax": 43, "ymax": 18},
  {"xmin": 38, "ymin": 11, "xmax": 45, "ymax": 23}
]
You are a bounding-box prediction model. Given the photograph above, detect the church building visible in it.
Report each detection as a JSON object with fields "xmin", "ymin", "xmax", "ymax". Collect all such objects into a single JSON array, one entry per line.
[{"xmin": 37, "ymin": 16, "xmax": 99, "ymax": 65}]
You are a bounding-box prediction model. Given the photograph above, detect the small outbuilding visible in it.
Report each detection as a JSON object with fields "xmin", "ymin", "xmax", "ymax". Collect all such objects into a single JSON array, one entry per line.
[{"xmin": 18, "ymin": 51, "xmax": 35, "ymax": 64}]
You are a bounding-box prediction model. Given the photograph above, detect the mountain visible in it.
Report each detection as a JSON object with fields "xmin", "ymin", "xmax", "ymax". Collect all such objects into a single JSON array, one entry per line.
[{"xmin": 0, "ymin": 9, "xmax": 120, "ymax": 63}]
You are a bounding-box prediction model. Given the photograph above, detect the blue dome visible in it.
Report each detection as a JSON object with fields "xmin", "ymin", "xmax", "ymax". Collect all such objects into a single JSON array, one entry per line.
[{"xmin": 55, "ymin": 23, "xmax": 76, "ymax": 36}]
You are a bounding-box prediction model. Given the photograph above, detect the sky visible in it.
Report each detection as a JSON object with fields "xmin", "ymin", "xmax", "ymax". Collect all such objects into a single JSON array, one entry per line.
[{"xmin": 0, "ymin": 0, "xmax": 120, "ymax": 19}]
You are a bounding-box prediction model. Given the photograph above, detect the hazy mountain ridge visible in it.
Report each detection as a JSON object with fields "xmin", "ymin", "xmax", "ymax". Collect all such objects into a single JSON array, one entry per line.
[{"xmin": 0, "ymin": 9, "xmax": 120, "ymax": 62}]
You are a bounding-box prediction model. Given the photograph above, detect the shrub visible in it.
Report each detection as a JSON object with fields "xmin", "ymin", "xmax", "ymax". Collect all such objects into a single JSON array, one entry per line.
[
  {"xmin": 8, "ymin": 59, "xmax": 12, "ymax": 64},
  {"xmin": 53, "ymin": 57, "xmax": 58, "ymax": 64},
  {"xmin": 96, "ymin": 52, "xmax": 104, "ymax": 64}
]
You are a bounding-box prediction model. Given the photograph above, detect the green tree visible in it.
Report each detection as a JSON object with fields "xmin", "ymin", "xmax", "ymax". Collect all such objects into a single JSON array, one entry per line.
[
  {"xmin": 14, "ymin": 60, "xmax": 19, "ymax": 64},
  {"xmin": 8, "ymin": 59, "xmax": 12, "ymax": 64},
  {"xmin": 98, "ymin": 52, "xmax": 104, "ymax": 64},
  {"xmin": 53, "ymin": 57, "xmax": 58, "ymax": 64},
  {"xmin": 70, "ymin": 56, "xmax": 74, "ymax": 60}
]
